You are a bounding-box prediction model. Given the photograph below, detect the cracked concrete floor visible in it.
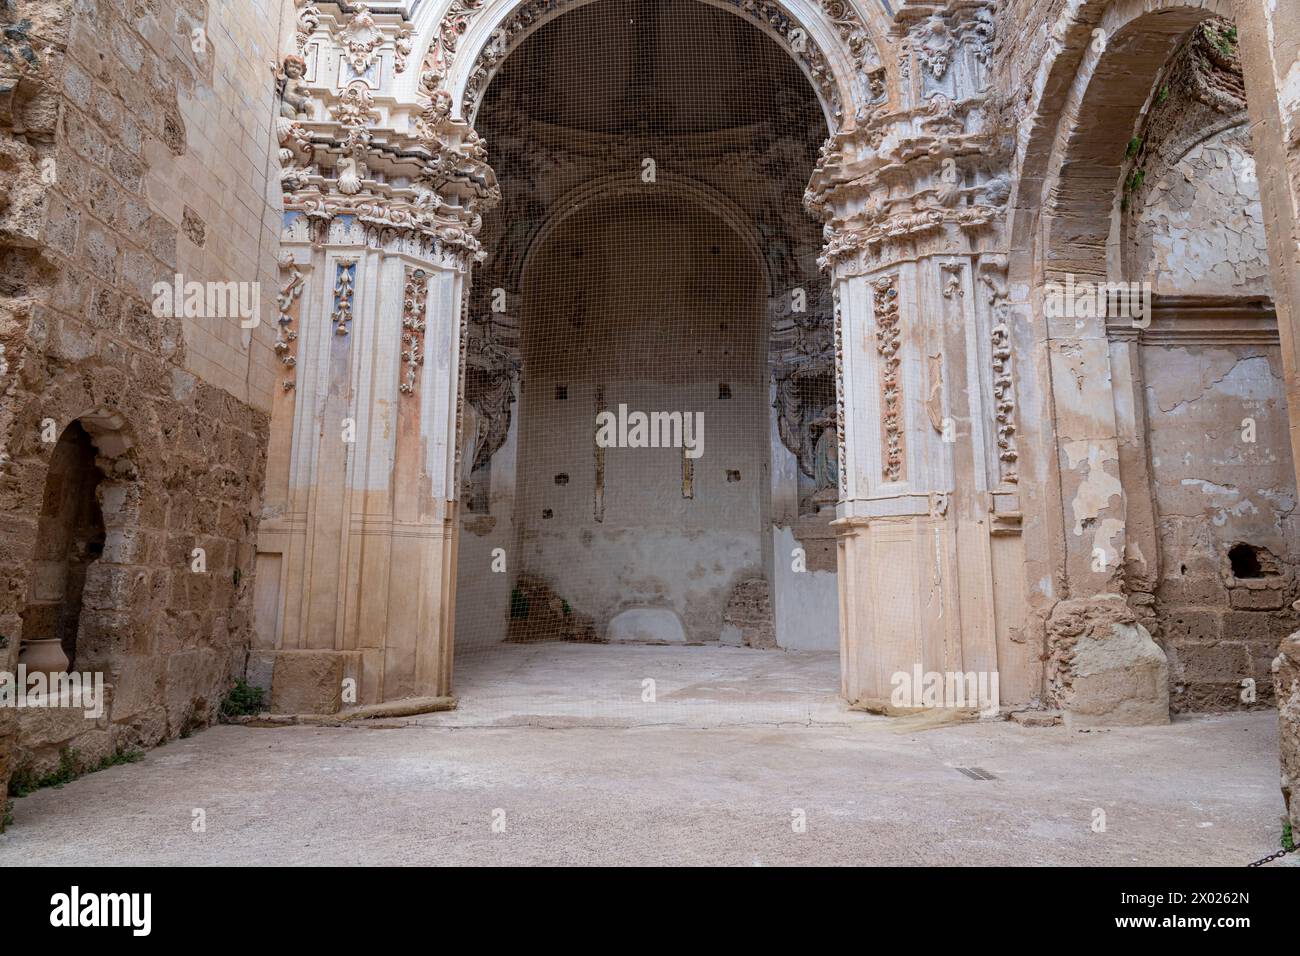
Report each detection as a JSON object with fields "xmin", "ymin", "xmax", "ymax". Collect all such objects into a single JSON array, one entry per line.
[{"xmin": 0, "ymin": 644, "xmax": 1289, "ymax": 866}]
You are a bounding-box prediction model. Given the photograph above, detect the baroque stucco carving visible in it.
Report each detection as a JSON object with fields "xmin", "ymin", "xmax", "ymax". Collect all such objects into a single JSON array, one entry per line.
[
  {"xmin": 873, "ymin": 274, "xmax": 904, "ymax": 483},
  {"xmin": 400, "ymin": 269, "xmax": 431, "ymax": 395},
  {"xmin": 772, "ymin": 296, "xmax": 837, "ymax": 495},
  {"xmin": 447, "ymin": 0, "xmax": 885, "ymax": 128},
  {"xmin": 276, "ymin": 255, "xmax": 306, "ymax": 390},
  {"xmin": 462, "ymin": 318, "xmax": 521, "ymax": 476},
  {"xmin": 979, "ymin": 255, "xmax": 1017, "ymax": 485}
]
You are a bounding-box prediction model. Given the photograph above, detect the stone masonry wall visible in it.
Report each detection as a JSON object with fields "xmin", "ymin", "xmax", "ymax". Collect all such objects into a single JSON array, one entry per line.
[{"xmin": 0, "ymin": 0, "xmax": 281, "ymax": 808}]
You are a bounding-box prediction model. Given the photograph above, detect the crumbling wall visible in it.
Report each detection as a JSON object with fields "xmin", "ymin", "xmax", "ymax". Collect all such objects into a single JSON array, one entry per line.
[
  {"xmin": 721, "ymin": 576, "xmax": 776, "ymax": 649},
  {"xmin": 1143, "ymin": 345, "xmax": 1299, "ymax": 711},
  {"xmin": 1129, "ymin": 128, "xmax": 1271, "ymax": 294},
  {"xmin": 1121, "ymin": 18, "xmax": 1270, "ymax": 295},
  {"xmin": 0, "ymin": 0, "xmax": 279, "ymax": 806}
]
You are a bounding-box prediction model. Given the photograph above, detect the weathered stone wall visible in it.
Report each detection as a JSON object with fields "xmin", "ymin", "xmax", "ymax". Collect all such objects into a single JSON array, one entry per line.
[
  {"xmin": 1142, "ymin": 342, "xmax": 1298, "ymax": 710},
  {"xmin": 1230, "ymin": 0, "xmax": 1300, "ymax": 831},
  {"xmin": 0, "ymin": 0, "xmax": 281, "ymax": 805}
]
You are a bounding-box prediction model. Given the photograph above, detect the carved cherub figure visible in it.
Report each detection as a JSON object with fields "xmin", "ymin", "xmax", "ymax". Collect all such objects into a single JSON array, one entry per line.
[{"xmin": 278, "ymin": 55, "xmax": 312, "ymax": 121}]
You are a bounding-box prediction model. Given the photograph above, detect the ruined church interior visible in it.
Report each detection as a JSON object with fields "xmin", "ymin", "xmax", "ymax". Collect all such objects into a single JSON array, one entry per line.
[{"xmin": 1, "ymin": 0, "xmax": 1299, "ymax": 879}]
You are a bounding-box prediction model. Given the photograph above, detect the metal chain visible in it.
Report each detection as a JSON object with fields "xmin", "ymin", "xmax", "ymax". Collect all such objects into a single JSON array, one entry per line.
[{"xmin": 1247, "ymin": 841, "xmax": 1299, "ymax": 867}]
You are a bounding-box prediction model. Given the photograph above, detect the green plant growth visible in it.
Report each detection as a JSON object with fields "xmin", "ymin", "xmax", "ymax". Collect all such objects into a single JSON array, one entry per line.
[
  {"xmin": 1126, "ymin": 136, "xmax": 1142, "ymax": 158},
  {"xmin": 220, "ymin": 679, "xmax": 265, "ymax": 719},
  {"xmin": 1284, "ymin": 821, "xmax": 1295, "ymax": 852},
  {"xmin": 1, "ymin": 799, "xmax": 13, "ymax": 832},
  {"xmin": 1155, "ymin": 84, "xmax": 1169, "ymax": 106},
  {"xmin": 1210, "ymin": 25, "xmax": 1237, "ymax": 57},
  {"xmin": 8, "ymin": 745, "xmax": 143, "ymax": 799}
]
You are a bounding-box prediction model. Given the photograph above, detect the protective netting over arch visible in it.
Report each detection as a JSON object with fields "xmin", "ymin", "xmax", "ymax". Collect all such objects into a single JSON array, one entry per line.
[{"xmin": 451, "ymin": 0, "xmax": 841, "ymax": 717}]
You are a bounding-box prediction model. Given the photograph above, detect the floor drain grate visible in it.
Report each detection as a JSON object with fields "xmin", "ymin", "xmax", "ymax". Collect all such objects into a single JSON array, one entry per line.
[{"xmin": 955, "ymin": 767, "xmax": 997, "ymax": 780}]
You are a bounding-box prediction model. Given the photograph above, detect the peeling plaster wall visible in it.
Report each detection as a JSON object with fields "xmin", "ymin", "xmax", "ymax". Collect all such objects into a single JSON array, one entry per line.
[
  {"xmin": 1143, "ymin": 344, "xmax": 1299, "ymax": 711},
  {"xmin": 1130, "ymin": 128, "xmax": 1272, "ymax": 294}
]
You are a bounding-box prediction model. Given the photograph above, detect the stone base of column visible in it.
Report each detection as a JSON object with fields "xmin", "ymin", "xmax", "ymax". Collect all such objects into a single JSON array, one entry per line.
[
  {"xmin": 1046, "ymin": 595, "xmax": 1169, "ymax": 728},
  {"xmin": 1275, "ymin": 630, "xmax": 1300, "ymax": 832},
  {"xmin": 264, "ymin": 649, "xmax": 361, "ymax": 716},
  {"xmin": 260, "ymin": 513, "xmax": 459, "ymax": 713},
  {"xmin": 835, "ymin": 506, "xmax": 1044, "ymax": 712},
  {"xmin": 837, "ymin": 515, "xmax": 942, "ymax": 709}
]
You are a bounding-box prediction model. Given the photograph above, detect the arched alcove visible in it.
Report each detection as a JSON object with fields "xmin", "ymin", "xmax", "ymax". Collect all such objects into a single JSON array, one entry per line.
[
  {"xmin": 450, "ymin": 0, "xmax": 838, "ymax": 687},
  {"xmin": 19, "ymin": 422, "xmax": 106, "ymax": 674}
]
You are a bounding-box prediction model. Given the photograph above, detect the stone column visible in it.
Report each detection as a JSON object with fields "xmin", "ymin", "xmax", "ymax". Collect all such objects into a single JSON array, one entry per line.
[
  {"xmin": 257, "ymin": 58, "xmax": 497, "ymax": 711},
  {"xmin": 805, "ymin": 1, "xmax": 1036, "ymax": 710},
  {"xmin": 1232, "ymin": 0, "xmax": 1300, "ymax": 831}
]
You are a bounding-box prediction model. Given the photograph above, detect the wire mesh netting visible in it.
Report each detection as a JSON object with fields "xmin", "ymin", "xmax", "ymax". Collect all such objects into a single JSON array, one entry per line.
[{"xmin": 452, "ymin": 0, "xmax": 841, "ymax": 721}]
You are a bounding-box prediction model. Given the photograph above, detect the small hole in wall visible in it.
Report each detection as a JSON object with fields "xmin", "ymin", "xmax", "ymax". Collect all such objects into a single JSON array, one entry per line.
[
  {"xmin": 726, "ymin": 470, "xmax": 741, "ymax": 482},
  {"xmin": 554, "ymin": 473, "xmax": 569, "ymax": 485},
  {"xmin": 1180, "ymin": 564, "xmax": 1187, "ymax": 575},
  {"xmin": 718, "ymin": 383, "xmax": 731, "ymax": 399},
  {"xmin": 542, "ymin": 508, "xmax": 553, "ymax": 520},
  {"xmin": 1229, "ymin": 543, "xmax": 1273, "ymax": 579},
  {"xmin": 555, "ymin": 385, "xmax": 567, "ymax": 400}
]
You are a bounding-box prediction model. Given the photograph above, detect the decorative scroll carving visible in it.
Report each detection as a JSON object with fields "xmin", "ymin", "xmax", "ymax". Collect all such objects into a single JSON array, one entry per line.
[
  {"xmin": 979, "ymin": 256, "xmax": 1017, "ymax": 484},
  {"xmin": 425, "ymin": 0, "xmax": 489, "ymax": 83},
  {"xmin": 276, "ymin": 255, "xmax": 305, "ymax": 391},
  {"xmin": 915, "ymin": 14, "xmax": 955, "ymax": 79},
  {"xmin": 896, "ymin": 3, "xmax": 996, "ymax": 85},
  {"xmin": 294, "ymin": 2, "xmax": 321, "ymax": 55},
  {"xmin": 331, "ymin": 260, "xmax": 358, "ymax": 336},
  {"xmin": 873, "ymin": 274, "xmax": 904, "ymax": 483},
  {"xmin": 990, "ymin": 322, "xmax": 1017, "ymax": 483},
  {"xmin": 333, "ymin": 82, "xmax": 376, "ymax": 154},
  {"xmin": 400, "ymin": 269, "xmax": 430, "ymax": 395},
  {"xmin": 940, "ymin": 259, "xmax": 963, "ymax": 298},
  {"xmin": 833, "ymin": 284, "xmax": 847, "ymax": 497}
]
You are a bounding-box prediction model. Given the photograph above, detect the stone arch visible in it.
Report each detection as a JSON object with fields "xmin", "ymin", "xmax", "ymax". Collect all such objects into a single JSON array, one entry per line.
[
  {"xmin": 402, "ymin": 0, "xmax": 893, "ymax": 131},
  {"xmin": 1008, "ymin": 0, "xmax": 1236, "ymax": 287},
  {"xmin": 516, "ymin": 173, "xmax": 779, "ymax": 297},
  {"xmin": 1000, "ymin": 0, "xmax": 1294, "ymax": 720}
]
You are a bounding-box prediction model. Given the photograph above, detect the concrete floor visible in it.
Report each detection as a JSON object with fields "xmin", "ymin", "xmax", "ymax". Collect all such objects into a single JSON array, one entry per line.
[{"xmin": 0, "ymin": 643, "xmax": 1290, "ymax": 866}]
